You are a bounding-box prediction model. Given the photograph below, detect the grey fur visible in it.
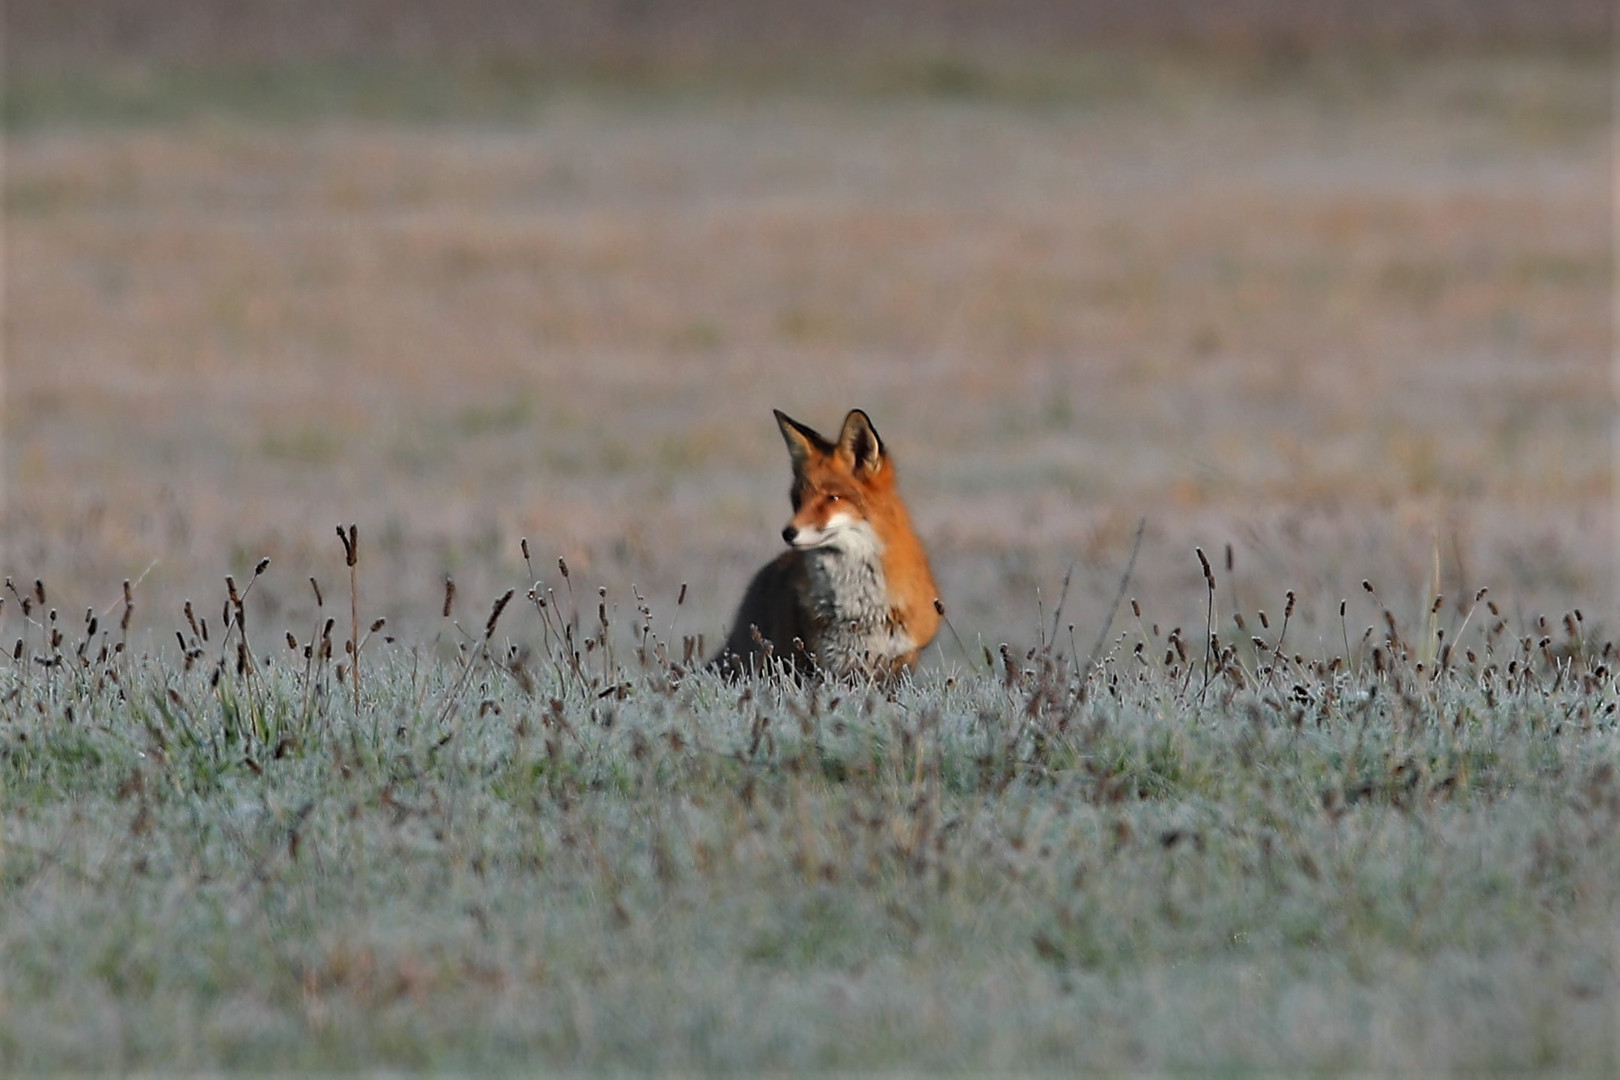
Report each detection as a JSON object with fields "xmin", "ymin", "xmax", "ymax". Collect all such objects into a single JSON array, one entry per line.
[{"xmin": 799, "ymin": 520, "xmax": 913, "ymax": 676}]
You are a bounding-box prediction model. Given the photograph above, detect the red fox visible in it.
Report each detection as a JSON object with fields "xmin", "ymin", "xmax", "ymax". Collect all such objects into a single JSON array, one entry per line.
[{"xmin": 714, "ymin": 409, "xmax": 941, "ymax": 679}]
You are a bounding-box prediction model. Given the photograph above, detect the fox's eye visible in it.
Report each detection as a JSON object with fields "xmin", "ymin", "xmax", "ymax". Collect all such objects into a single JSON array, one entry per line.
[{"xmin": 826, "ymin": 494, "xmax": 840, "ymax": 503}]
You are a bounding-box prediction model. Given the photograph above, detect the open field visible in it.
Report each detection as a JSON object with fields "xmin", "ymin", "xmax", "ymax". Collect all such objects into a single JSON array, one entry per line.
[
  {"xmin": 0, "ymin": 565, "xmax": 1617, "ymax": 1071},
  {"xmin": 5, "ymin": 50, "xmax": 1613, "ymax": 655},
  {"xmin": 1, "ymin": 29, "xmax": 1616, "ymax": 1072}
]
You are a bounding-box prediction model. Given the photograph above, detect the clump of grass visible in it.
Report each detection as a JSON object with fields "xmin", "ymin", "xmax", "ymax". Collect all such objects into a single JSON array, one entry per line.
[{"xmin": 0, "ymin": 545, "xmax": 1615, "ymax": 1073}]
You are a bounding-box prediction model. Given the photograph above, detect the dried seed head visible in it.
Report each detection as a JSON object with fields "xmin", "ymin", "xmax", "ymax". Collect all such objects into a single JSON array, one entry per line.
[
  {"xmin": 558, "ymin": 557, "xmax": 570, "ymax": 579},
  {"xmin": 123, "ymin": 580, "xmax": 133, "ymax": 605},
  {"xmin": 226, "ymin": 576, "xmax": 240, "ymax": 605},
  {"xmin": 254, "ymin": 557, "xmax": 271, "ymax": 577},
  {"xmin": 34, "ymin": 580, "xmax": 45, "ymax": 606},
  {"xmin": 310, "ymin": 577, "xmax": 324, "ymax": 606},
  {"xmin": 1224, "ymin": 544, "xmax": 1233, "ymax": 572},
  {"xmin": 1285, "ymin": 590, "xmax": 1296, "ymax": 618},
  {"xmin": 286, "ymin": 632, "xmax": 298, "ymax": 650},
  {"xmin": 485, "ymin": 589, "xmax": 516, "ymax": 639},
  {"xmin": 1196, "ymin": 548, "xmax": 1214, "ymax": 588},
  {"xmin": 1431, "ymin": 595, "xmax": 1444, "ymax": 614},
  {"xmin": 369, "ymin": 618, "xmax": 386, "ymax": 633},
  {"xmin": 521, "ymin": 537, "xmax": 531, "ymax": 560},
  {"xmin": 443, "ymin": 578, "xmax": 456, "ymax": 617},
  {"xmin": 1258, "ymin": 610, "xmax": 1270, "ymax": 629}
]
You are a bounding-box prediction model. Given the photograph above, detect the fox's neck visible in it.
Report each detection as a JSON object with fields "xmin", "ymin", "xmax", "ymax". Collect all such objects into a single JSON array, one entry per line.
[
  {"xmin": 800, "ymin": 524, "xmax": 913, "ymax": 674},
  {"xmin": 803, "ymin": 526, "xmax": 886, "ymax": 621}
]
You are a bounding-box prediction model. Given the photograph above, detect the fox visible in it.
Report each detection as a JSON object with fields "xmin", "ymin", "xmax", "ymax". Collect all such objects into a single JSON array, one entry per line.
[{"xmin": 713, "ymin": 408, "xmax": 941, "ymax": 680}]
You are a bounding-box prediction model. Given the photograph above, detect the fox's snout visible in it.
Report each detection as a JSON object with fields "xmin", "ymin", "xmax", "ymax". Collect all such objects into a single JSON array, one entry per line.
[
  {"xmin": 782, "ymin": 513, "xmax": 846, "ymax": 550},
  {"xmin": 781, "ymin": 521, "xmax": 825, "ymax": 548}
]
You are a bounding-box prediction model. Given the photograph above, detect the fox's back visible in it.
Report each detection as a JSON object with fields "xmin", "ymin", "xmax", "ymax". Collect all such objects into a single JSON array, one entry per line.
[{"xmin": 716, "ymin": 550, "xmax": 809, "ymax": 675}]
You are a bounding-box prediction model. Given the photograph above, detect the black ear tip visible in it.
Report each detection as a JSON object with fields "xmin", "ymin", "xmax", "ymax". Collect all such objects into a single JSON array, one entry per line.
[{"xmin": 843, "ymin": 409, "xmax": 881, "ymax": 445}]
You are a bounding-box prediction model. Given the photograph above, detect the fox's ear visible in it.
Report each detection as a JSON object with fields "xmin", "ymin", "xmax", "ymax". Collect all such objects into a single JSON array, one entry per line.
[
  {"xmin": 837, "ymin": 409, "xmax": 885, "ymax": 478},
  {"xmin": 775, "ymin": 410, "xmax": 832, "ymax": 471}
]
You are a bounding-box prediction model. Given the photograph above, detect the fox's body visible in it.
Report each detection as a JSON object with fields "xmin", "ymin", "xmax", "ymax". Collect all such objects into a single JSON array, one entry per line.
[{"xmin": 714, "ymin": 409, "xmax": 940, "ymax": 679}]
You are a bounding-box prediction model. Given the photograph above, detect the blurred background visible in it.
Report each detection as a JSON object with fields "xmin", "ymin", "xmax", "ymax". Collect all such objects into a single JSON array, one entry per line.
[{"xmin": 4, "ymin": 0, "xmax": 1613, "ymax": 657}]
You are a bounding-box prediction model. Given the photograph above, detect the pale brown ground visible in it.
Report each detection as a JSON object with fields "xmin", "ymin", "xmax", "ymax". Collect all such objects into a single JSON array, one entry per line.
[{"xmin": 4, "ymin": 54, "xmax": 1612, "ymax": 658}]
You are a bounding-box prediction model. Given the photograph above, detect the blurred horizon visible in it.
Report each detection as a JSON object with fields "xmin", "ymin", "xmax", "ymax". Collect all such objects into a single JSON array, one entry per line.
[
  {"xmin": 13, "ymin": 0, "xmax": 1614, "ymax": 64},
  {"xmin": 3, "ymin": 1, "xmax": 1613, "ymax": 654},
  {"xmin": 11, "ymin": 0, "xmax": 1614, "ymax": 96}
]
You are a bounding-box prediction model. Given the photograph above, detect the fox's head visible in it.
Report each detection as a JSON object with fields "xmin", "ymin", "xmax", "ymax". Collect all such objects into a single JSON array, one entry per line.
[{"xmin": 774, "ymin": 409, "xmax": 893, "ymax": 551}]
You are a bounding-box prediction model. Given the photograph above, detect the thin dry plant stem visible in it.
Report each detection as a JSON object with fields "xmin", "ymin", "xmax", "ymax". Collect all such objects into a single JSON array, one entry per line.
[
  {"xmin": 1196, "ymin": 546, "xmax": 1216, "ymax": 703},
  {"xmin": 338, "ymin": 525, "xmax": 360, "ymax": 718},
  {"xmin": 1264, "ymin": 590, "xmax": 1297, "ymax": 690},
  {"xmin": 1047, "ymin": 561, "xmax": 1075, "ymax": 653},
  {"xmin": 933, "ymin": 596, "xmax": 979, "ymax": 673},
  {"xmin": 431, "ymin": 588, "xmax": 515, "ymax": 732},
  {"xmin": 1082, "ymin": 517, "xmax": 1147, "ymax": 679}
]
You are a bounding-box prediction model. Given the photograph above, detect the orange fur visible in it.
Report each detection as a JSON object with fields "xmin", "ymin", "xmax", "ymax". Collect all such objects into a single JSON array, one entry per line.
[{"xmin": 714, "ymin": 409, "xmax": 940, "ymax": 678}]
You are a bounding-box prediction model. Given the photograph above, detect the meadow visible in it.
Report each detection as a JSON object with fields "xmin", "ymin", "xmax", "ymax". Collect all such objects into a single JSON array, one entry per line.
[
  {"xmin": 2, "ymin": 31, "xmax": 1616, "ymax": 1072},
  {"xmin": 6, "ymin": 49, "xmax": 1611, "ymax": 646},
  {"xmin": 0, "ymin": 553, "xmax": 1617, "ymax": 1072}
]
